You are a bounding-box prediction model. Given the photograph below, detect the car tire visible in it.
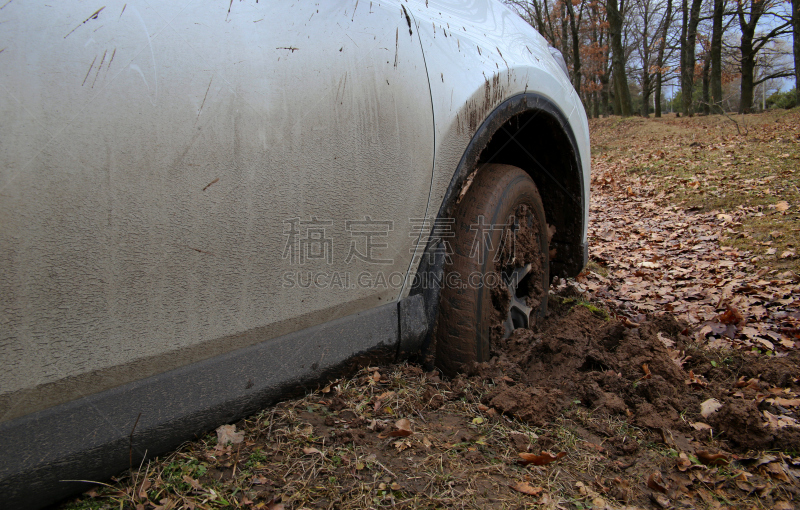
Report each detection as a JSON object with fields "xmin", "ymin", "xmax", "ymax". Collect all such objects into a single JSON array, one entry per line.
[{"xmin": 435, "ymin": 163, "xmax": 549, "ymax": 376}]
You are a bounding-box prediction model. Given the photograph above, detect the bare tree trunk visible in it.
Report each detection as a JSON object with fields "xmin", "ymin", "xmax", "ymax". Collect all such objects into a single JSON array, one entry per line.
[
  {"xmin": 680, "ymin": 0, "xmax": 703, "ymax": 116},
  {"xmin": 601, "ymin": 37, "xmax": 612, "ymax": 117},
  {"xmin": 638, "ymin": 0, "xmax": 651, "ymax": 118},
  {"xmin": 654, "ymin": 0, "xmax": 673, "ymax": 118},
  {"xmin": 710, "ymin": 0, "xmax": 725, "ymax": 111},
  {"xmin": 607, "ymin": 0, "xmax": 634, "ymax": 116},
  {"xmin": 740, "ymin": 37, "xmax": 756, "ymax": 113},
  {"xmin": 702, "ymin": 53, "xmax": 711, "ymax": 114},
  {"xmin": 738, "ymin": 0, "xmax": 761, "ymax": 113},
  {"xmin": 794, "ymin": 0, "xmax": 799, "ymax": 105},
  {"xmin": 561, "ymin": 3, "xmax": 571, "ymax": 69},
  {"xmin": 612, "ymin": 72, "xmax": 623, "ymax": 114},
  {"xmin": 565, "ymin": 0, "xmax": 583, "ymax": 95},
  {"xmin": 655, "ymin": 72, "xmax": 663, "ymax": 117}
]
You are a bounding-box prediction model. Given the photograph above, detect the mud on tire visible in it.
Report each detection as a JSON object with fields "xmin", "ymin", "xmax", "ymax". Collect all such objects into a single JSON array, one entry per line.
[{"xmin": 435, "ymin": 164, "xmax": 549, "ymax": 376}]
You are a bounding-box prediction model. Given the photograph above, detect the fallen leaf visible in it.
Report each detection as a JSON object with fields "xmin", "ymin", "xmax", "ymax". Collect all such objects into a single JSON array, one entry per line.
[
  {"xmin": 373, "ymin": 390, "xmax": 396, "ymax": 412},
  {"xmin": 734, "ymin": 376, "xmax": 761, "ymax": 390},
  {"xmin": 696, "ymin": 450, "xmax": 729, "ymax": 466},
  {"xmin": 303, "ymin": 447, "xmax": 323, "ymax": 455},
  {"xmin": 657, "ymin": 332, "xmax": 675, "ymax": 348},
  {"xmin": 752, "ymin": 454, "xmax": 779, "ymax": 468},
  {"xmin": 736, "ymin": 480, "xmax": 760, "ymax": 493},
  {"xmin": 770, "ymin": 397, "xmax": 800, "ymax": 407},
  {"xmin": 216, "ymin": 424, "xmax": 244, "ymax": 445},
  {"xmin": 518, "ymin": 451, "xmax": 567, "ymax": 466},
  {"xmin": 182, "ymin": 475, "xmax": 202, "ymax": 490},
  {"xmin": 610, "ymin": 477, "xmax": 631, "ymax": 502},
  {"xmin": 775, "ymin": 201, "xmax": 790, "ymax": 212},
  {"xmin": 647, "ymin": 471, "xmax": 668, "ymax": 493},
  {"xmin": 686, "ymin": 370, "xmax": 708, "ymax": 388},
  {"xmin": 321, "ymin": 379, "xmax": 340, "ymax": 393},
  {"xmin": 650, "ymin": 492, "xmax": 671, "ymax": 509},
  {"xmin": 622, "ymin": 316, "xmax": 640, "ymax": 328},
  {"xmin": 716, "ymin": 305, "xmax": 743, "ymax": 325},
  {"xmin": 393, "ymin": 439, "xmax": 412, "ymax": 452},
  {"xmin": 676, "ymin": 452, "xmax": 695, "ymax": 471},
  {"xmin": 265, "ymin": 497, "xmax": 285, "ymax": 510},
  {"xmin": 152, "ymin": 497, "xmax": 178, "ymax": 510},
  {"xmin": 137, "ymin": 478, "xmax": 152, "ymax": 501},
  {"xmin": 764, "ymin": 462, "xmax": 791, "ymax": 483},
  {"xmin": 700, "ymin": 398, "xmax": 723, "ymax": 418},
  {"xmin": 509, "ymin": 481, "xmax": 543, "ymax": 496},
  {"xmin": 763, "ymin": 410, "xmax": 800, "ymax": 428},
  {"xmin": 380, "ymin": 418, "xmax": 413, "ymax": 438}
]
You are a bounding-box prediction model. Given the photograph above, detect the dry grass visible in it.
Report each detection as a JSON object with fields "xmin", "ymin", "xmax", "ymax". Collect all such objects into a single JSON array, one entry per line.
[
  {"xmin": 61, "ymin": 363, "xmax": 663, "ymax": 510},
  {"xmin": 60, "ymin": 359, "xmax": 782, "ymax": 510},
  {"xmin": 591, "ymin": 109, "xmax": 800, "ymax": 272}
]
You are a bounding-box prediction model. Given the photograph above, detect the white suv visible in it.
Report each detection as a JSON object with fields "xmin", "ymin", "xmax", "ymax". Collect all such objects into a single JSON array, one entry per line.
[{"xmin": 0, "ymin": 1, "xmax": 589, "ymax": 506}]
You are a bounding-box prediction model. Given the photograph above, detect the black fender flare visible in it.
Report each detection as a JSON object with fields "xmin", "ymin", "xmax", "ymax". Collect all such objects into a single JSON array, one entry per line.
[{"xmin": 400, "ymin": 92, "xmax": 586, "ymax": 361}]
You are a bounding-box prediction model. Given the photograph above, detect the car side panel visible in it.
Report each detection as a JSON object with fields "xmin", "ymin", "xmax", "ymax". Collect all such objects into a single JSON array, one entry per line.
[{"xmin": 0, "ymin": 1, "xmax": 434, "ymax": 422}]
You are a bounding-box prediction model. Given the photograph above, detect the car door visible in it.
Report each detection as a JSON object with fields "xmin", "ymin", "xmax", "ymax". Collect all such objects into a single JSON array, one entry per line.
[{"xmin": 0, "ymin": 0, "xmax": 434, "ymax": 420}]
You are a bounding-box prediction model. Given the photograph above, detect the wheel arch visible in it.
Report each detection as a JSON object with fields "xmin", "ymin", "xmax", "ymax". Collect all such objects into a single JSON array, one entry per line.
[
  {"xmin": 476, "ymin": 97, "xmax": 587, "ymax": 279},
  {"xmin": 407, "ymin": 92, "xmax": 587, "ymax": 363}
]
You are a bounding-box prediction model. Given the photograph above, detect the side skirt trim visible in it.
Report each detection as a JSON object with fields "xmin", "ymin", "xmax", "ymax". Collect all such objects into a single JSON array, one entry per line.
[{"xmin": 0, "ymin": 302, "xmax": 399, "ymax": 509}]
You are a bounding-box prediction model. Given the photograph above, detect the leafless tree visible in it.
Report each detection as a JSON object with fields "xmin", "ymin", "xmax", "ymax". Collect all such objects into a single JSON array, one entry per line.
[
  {"xmin": 679, "ymin": 0, "xmax": 703, "ymax": 116},
  {"xmin": 632, "ymin": 0, "xmax": 675, "ymax": 116},
  {"xmin": 735, "ymin": 0, "xmax": 793, "ymax": 112},
  {"xmin": 792, "ymin": 0, "xmax": 799, "ymax": 105}
]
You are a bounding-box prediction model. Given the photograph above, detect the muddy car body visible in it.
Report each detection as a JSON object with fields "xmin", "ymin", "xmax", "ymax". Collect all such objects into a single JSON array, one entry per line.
[{"xmin": 0, "ymin": 0, "xmax": 589, "ymax": 506}]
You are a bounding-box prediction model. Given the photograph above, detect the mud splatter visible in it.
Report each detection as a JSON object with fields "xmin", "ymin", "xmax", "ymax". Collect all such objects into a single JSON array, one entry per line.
[
  {"xmin": 64, "ymin": 6, "xmax": 105, "ymax": 39},
  {"xmin": 81, "ymin": 55, "xmax": 97, "ymax": 86}
]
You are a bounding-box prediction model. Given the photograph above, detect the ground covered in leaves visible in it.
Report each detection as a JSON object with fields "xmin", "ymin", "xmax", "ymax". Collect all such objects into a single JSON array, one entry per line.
[
  {"xmin": 587, "ymin": 109, "xmax": 800, "ymax": 362},
  {"xmin": 61, "ymin": 111, "xmax": 800, "ymax": 510}
]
